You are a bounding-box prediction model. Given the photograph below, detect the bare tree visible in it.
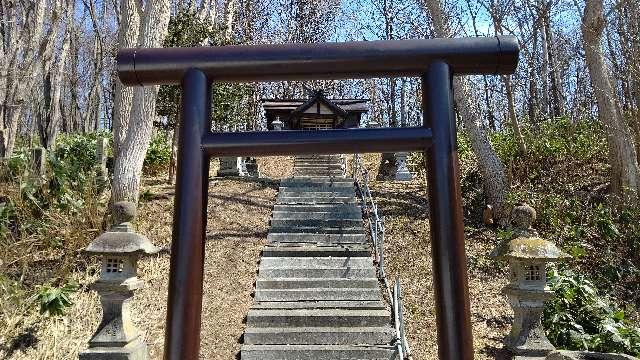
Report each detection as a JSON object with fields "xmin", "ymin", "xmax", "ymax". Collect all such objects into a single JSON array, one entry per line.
[
  {"xmin": 111, "ymin": 0, "xmax": 171, "ymax": 203},
  {"xmin": 422, "ymin": 0, "xmax": 510, "ymax": 222},
  {"xmin": 582, "ymin": 0, "xmax": 640, "ymax": 203},
  {"xmin": 487, "ymin": 0, "xmax": 527, "ymax": 154}
]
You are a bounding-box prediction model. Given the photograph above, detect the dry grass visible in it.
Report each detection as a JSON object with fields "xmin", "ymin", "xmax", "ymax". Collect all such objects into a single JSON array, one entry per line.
[
  {"xmin": 360, "ymin": 153, "xmax": 512, "ymax": 360},
  {"xmin": 2, "ymin": 157, "xmax": 290, "ymax": 360},
  {"xmin": 3, "ymin": 154, "xmax": 515, "ymax": 359}
]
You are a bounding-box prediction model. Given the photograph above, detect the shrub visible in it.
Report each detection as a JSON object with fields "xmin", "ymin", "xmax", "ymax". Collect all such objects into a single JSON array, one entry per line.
[
  {"xmin": 144, "ymin": 132, "xmax": 171, "ymax": 175},
  {"xmin": 544, "ymin": 268, "xmax": 640, "ymax": 356},
  {"xmin": 35, "ymin": 281, "xmax": 79, "ymax": 317}
]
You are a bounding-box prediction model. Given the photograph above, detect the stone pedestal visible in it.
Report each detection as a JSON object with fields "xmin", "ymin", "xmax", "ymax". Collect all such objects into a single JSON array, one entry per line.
[
  {"xmin": 394, "ymin": 152, "xmax": 413, "ymax": 181},
  {"xmin": 79, "ymin": 340, "xmax": 147, "ymax": 360},
  {"xmin": 217, "ymin": 157, "xmax": 246, "ymax": 176}
]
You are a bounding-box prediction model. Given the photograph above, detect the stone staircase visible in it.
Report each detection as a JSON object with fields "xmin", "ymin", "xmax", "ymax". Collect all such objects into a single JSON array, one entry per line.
[{"xmin": 240, "ymin": 155, "xmax": 395, "ymax": 360}]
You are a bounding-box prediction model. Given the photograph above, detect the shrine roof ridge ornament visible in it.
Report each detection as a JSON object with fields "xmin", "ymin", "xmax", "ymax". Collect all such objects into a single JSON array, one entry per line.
[{"xmin": 117, "ymin": 36, "xmax": 519, "ymax": 86}]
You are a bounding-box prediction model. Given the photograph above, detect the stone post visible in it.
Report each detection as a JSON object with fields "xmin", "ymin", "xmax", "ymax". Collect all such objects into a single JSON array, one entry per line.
[
  {"xmin": 95, "ymin": 137, "xmax": 109, "ymax": 183},
  {"xmin": 80, "ymin": 202, "xmax": 159, "ymax": 360},
  {"xmin": 394, "ymin": 152, "xmax": 413, "ymax": 181},
  {"xmin": 491, "ymin": 204, "xmax": 570, "ymax": 358}
]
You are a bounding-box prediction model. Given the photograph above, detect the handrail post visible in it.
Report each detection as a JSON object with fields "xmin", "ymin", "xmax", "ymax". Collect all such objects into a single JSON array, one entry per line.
[
  {"xmin": 422, "ymin": 62, "xmax": 473, "ymax": 359},
  {"xmin": 164, "ymin": 68, "xmax": 211, "ymax": 360}
]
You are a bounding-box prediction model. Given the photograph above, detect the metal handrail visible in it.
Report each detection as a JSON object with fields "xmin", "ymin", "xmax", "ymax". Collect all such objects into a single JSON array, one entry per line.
[{"xmin": 353, "ymin": 154, "xmax": 412, "ymax": 360}]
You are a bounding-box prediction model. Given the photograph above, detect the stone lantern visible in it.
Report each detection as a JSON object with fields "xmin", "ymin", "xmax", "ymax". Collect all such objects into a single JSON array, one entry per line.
[
  {"xmin": 80, "ymin": 202, "xmax": 159, "ymax": 360},
  {"xmin": 491, "ymin": 203, "xmax": 570, "ymax": 358},
  {"xmin": 272, "ymin": 116, "xmax": 284, "ymax": 131}
]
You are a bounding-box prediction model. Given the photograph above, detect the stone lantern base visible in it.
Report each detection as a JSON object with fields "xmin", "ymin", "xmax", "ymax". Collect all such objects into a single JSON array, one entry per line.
[
  {"xmin": 79, "ymin": 339, "xmax": 147, "ymax": 360},
  {"xmin": 504, "ymin": 310, "xmax": 555, "ymax": 356}
]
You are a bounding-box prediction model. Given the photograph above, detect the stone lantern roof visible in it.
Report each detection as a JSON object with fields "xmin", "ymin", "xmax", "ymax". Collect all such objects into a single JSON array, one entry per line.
[
  {"xmin": 85, "ymin": 201, "xmax": 159, "ymax": 255},
  {"xmin": 491, "ymin": 203, "xmax": 570, "ymax": 261},
  {"xmin": 500, "ymin": 236, "xmax": 570, "ymax": 261}
]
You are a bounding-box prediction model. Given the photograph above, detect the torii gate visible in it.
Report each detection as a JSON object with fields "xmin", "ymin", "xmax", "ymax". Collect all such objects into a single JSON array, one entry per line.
[{"xmin": 116, "ymin": 36, "xmax": 519, "ymax": 360}]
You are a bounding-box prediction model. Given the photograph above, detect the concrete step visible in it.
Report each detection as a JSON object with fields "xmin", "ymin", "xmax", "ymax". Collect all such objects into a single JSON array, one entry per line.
[
  {"xmin": 243, "ymin": 326, "xmax": 394, "ymax": 345},
  {"xmin": 270, "ymin": 219, "xmax": 362, "ymax": 228},
  {"xmin": 256, "ymin": 278, "xmax": 378, "ymax": 289},
  {"xmin": 294, "ymin": 167, "xmax": 344, "ymax": 173},
  {"xmin": 259, "ymin": 257, "xmax": 372, "ymax": 269},
  {"xmin": 251, "ymin": 300, "xmax": 386, "ymax": 310},
  {"xmin": 293, "ymin": 171, "xmax": 344, "ymax": 175},
  {"xmin": 272, "ymin": 211, "xmax": 362, "ymax": 221},
  {"xmin": 266, "ymin": 233, "xmax": 367, "ymax": 244},
  {"xmin": 258, "ymin": 267, "xmax": 376, "ymax": 279},
  {"xmin": 279, "ymin": 189, "xmax": 355, "ymax": 197},
  {"xmin": 269, "ymin": 226, "xmax": 364, "ymax": 234},
  {"xmin": 272, "ymin": 204, "xmax": 361, "ymax": 214},
  {"xmin": 294, "ymin": 162, "xmax": 343, "ymax": 168},
  {"xmin": 295, "ymin": 155, "xmax": 342, "ymax": 160},
  {"xmin": 294, "ymin": 163, "xmax": 343, "ymax": 168},
  {"xmin": 254, "ymin": 288, "xmax": 381, "ymax": 302},
  {"xmin": 241, "ymin": 344, "xmax": 395, "ymax": 360},
  {"xmin": 294, "ymin": 170, "xmax": 344, "ymax": 175},
  {"xmin": 262, "ymin": 246, "xmax": 370, "ymax": 257},
  {"xmin": 276, "ymin": 197, "xmax": 356, "ymax": 204},
  {"xmin": 245, "ymin": 308, "xmax": 390, "ymax": 327},
  {"xmin": 280, "ymin": 179, "xmax": 353, "ymax": 187}
]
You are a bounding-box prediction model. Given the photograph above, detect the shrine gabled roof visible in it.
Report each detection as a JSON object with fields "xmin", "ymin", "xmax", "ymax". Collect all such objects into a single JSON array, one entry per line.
[
  {"xmin": 262, "ymin": 97, "xmax": 369, "ymax": 113},
  {"xmin": 291, "ymin": 91, "xmax": 348, "ymax": 117}
]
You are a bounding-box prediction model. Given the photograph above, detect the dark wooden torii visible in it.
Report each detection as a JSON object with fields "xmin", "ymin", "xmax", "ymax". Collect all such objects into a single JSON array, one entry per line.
[{"xmin": 116, "ymin": 36, "xmax": 519, "ymax": 360}]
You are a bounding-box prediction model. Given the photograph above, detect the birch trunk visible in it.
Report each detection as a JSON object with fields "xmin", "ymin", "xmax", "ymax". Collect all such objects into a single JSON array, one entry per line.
[
  {"xmin": 582, "ymin": 0, "xmax": 640, "ymax": 203},
  {"xmin": 0, "ymin": 0, "xmax": 48, "ymax": 157},
  {"xmin": 111, "ymin": 0, "xmax": 171, "ymax": 203},
  {"xmin": 43, "ymin": 32, "xmax": 70, "ymax": 149}
]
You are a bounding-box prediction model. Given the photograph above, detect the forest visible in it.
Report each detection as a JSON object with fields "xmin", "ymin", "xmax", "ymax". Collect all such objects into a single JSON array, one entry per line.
[{"xmin": 1, "ymin": 0, "xmax": 639, "ymax": 358}]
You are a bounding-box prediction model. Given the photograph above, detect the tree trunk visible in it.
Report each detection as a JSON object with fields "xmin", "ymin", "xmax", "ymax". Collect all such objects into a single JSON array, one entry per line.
[
  {"xmin": 454, "ymin": 78, "xmax": 510, "ymax": 221},
  {"xmin": 111, "ymin": 0, "xmax": 171, "ymax": 203},
  {"xmin": 582, "ymin": 0, "xmax": 640, "ymax": 203},
  {"xmin": 544, "ymin": 11, "xmax": 564, "ymax": 117},
  {"xmin": 43, "ymin": 32, "xmax": 70, "ymax": 149},
  {"xmin": 422, "ymin": 0, "xmax": 510, "ymax": 222},
  {"xmin": 504, "ymin": 75, "xmax": 527, "ymax": 154},
  {"xmin": 112, "ymin": 0, "xmax": 141, "ymax": 160}
]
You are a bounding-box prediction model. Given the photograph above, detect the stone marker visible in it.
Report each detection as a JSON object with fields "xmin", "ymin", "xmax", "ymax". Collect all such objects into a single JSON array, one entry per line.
[
  {"xmin": 394, "ymin": 152, "xmax": 412, "ymax": 181},
  {"xmin": 80, "ymin": 202, "xmax": 159, "ymax": 360},
  {"xmin": 218, "ymin": 157, "xmax": 246, "ymax": 176},
  {"xmin": 491, "ymin": 204, "xmax": 570, "ymax": 358}
]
